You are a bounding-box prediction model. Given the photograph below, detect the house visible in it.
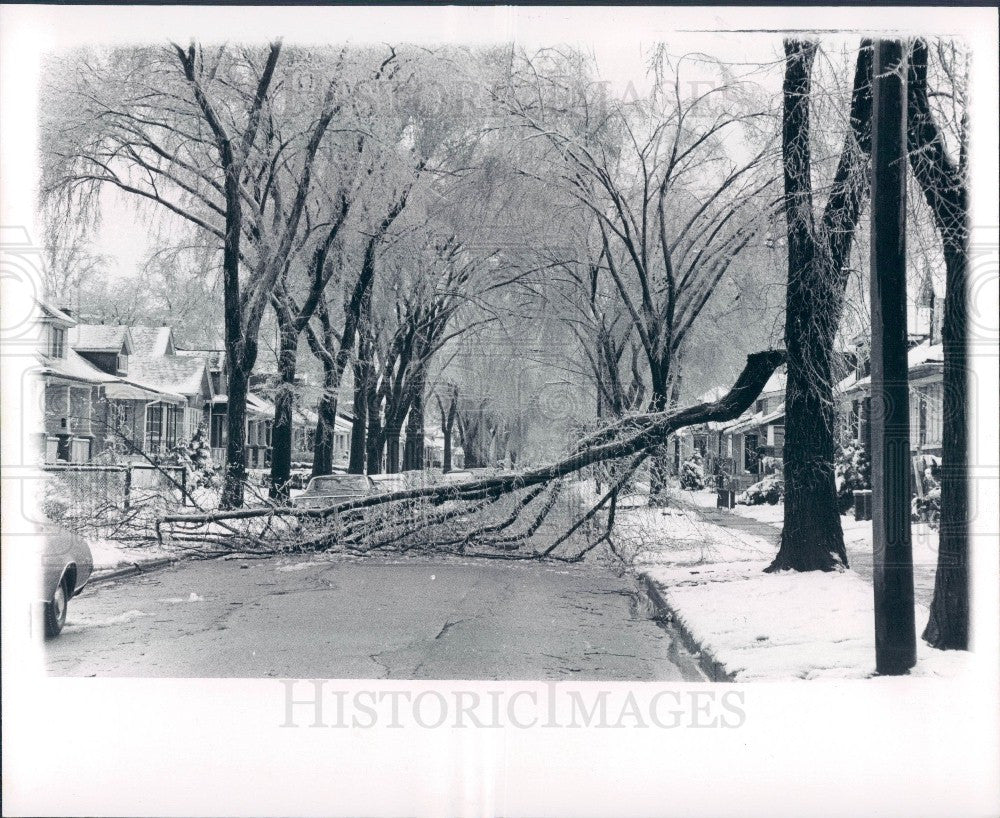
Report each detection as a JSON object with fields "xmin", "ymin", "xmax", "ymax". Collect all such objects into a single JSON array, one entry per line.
[
  {"xmin": 291, "ymin": 405, "xmax": 353, "ymax": 469},
  {"xmin": 713, "ymin": 369, "xmax": 786, "ymax": 487},
  {"xmin": 37, "ymin": 296, "xmax": 354, "ymax": 470},
  {"xmin": 836, "ymin": 339, "xmax": 944, "ymax": 458},
  {"xmin": 69, "ymin": 323, "xmax": 213, "ymax": 462},
  {"xmin": 36, "ymin": 302, "xmax": 119, "ymax": 463}
]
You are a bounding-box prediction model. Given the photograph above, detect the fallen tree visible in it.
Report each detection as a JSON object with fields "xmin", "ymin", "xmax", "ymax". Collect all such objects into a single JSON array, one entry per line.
[{"xmin": 160, "ymin": 349, "xmax": 785, "ymax": 559}]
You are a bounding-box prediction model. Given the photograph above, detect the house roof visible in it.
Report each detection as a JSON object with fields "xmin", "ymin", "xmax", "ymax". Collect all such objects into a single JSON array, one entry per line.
[
  {"xmin": 760, "ymin": 369, "xmax": 786, "ymax": 396},
  {"xmin": 177, "ymin": 348, "xmax": 225, "ymax": 371},
  {"xmin": 70, "ymin": 324, "xmax": 133, "ymax": 355},
  {"xmin": 696, "ymin": 386, "xmax": 729, "ymax": 404},
  {"xmin": 37, "ymin": 348, "xmax": 118, "ymax": 385},
  {"xmin": 36, "ymin": 299, "xmax": 77, "ymax": 327},
  {"xmin": 841, "ymin": 341, "xmax": 944, "ymax": 393},
  {"xmin": 247, "ymin": 393, "xmax": 276, "ymax": 418},
  {"xmin": 129, "ymin": 326, "xmax": 175, "ymax": 357},
  {"xmin": 128, "ymin": 356, "xmax": 211, "ymax": 398}
]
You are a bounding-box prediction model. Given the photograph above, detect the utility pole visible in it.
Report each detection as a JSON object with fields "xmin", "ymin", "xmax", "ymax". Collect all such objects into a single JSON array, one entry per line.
[{"xmin": 870, "ymin": 39, "xmax": 917, "ymax": 675}]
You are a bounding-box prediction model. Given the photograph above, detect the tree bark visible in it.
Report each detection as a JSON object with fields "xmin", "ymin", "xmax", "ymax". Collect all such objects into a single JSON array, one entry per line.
[
  {"xmin": 647, "ymin": 366, "xmax": 671, "ymax": 505},
  {"xmin": 348, "ymin": 359, "xmax": 368, "ymax": 474},
  {"xmin": 385, "ymin": 424, "xmax": 402, "ymax": 473},
  {"xmin": 222, "ymin": 363, "xmax": 251, "ymax": 509},
  {"xmin": 312, "ymin": 379, "xmax": 338, "ymax": 478},
  {"xmin": 906, "ymin": 39, "xmax": 969, "ymax": 649},
  {"xmin": 403, "ymin": 373, "xmax": 426, "ymax": 471},
  {"xmin": 268, "ymin": 321, "xmax": 298, "ymax": 500}
]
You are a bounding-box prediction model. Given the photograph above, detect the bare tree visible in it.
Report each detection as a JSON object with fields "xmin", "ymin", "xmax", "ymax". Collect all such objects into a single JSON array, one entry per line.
[
  {"xmin": 43, "ymin": 42, "xmax": 350, "ymax": 507},
  {"xmin": 765, "ymin": 40, "xmax": 873, "ymax": 573},
  {"xmin": 497, "ymin": 46, "xmax": 780, "ymax": 500}
]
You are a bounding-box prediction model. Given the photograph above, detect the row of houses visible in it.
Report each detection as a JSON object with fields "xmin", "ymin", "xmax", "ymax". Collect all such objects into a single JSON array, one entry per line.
[
  {"xmin": 35, "ymin": 300, "xmax": 353, "ymax": 470},
  {"xmin": 36, "ymin": 299, "xmax": 461, "ymax": 474},
  {"xmin": 678, "ymin": 335, "xmax": 945, "ymax": 490}
]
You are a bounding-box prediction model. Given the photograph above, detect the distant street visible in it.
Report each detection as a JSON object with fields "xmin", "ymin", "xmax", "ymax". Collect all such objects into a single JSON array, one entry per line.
[{"xmin": 45, "ymin": 555, "xmax": 706, "ymax": 681}]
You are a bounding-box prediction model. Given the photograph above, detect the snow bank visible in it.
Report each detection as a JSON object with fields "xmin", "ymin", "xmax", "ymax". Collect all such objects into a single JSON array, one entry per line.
[
  {"xmin": 632, "ymin": 504, "xmax": 966, "ymax": 681},
  {"xmin": 87, "ymin": 537, "xmax": 172, "ymax": 571}
]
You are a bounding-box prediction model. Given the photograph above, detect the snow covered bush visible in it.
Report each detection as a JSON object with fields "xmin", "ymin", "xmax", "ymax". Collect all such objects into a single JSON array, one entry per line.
[
  {"xmin": 835, "ymin": 439, "xmax": 870, "ymax": 514},
  {"xmin": 172, "ymin": 425, "xmax": 219, "ymax": 491},
  {"xmin": 911, "ymin": 455, "xmax": 941, "ymax": 528},
  {"xmin": 737, "ymin": 474, "xmax": 784, "ymax": 505},
  {"xmin": 679, "ymin": 450, "xmax": 705, "ymax": 491}
]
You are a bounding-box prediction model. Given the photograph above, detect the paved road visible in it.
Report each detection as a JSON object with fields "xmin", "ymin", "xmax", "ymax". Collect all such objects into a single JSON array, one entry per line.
[{"xmin": 45, "ymin": 555, "xmax": 706, "ymax": 680}]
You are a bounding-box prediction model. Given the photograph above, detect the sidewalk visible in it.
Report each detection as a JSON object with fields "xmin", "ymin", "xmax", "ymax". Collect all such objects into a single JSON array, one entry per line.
[
  {"xmin": 622, "ymin": 492, "xmax": 965, "ymax": 681},
  {"xmin": 675, "ymin": 489, "xmax": 938, "ymax": 607}
]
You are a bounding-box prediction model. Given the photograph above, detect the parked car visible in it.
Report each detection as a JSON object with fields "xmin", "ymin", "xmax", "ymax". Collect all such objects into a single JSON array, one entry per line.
[
  {"xmin": 292, "ymin": 474, "xmax": 375, "ymax": 509},
  {"xmin": 39, "ymin": 530, "xmax": 93, "ymax": 638},
  {"xmin": 441, "ymin": 470, "xmax": 474, "ymax": 485},
  {"xmin": 370, "ymin": 473, "xmax": 409, "ymax": 494}
]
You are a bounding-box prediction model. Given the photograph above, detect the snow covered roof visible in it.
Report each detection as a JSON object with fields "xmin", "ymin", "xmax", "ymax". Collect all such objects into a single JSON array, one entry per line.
[
  {"xmin": 696, "ymin": 386, "xmax": 729, "ymax": 404},
  {"xmin": 176, "ymin": 348, "xmax": 225, "ymax": 371},
  {"xmin": 129, "ymin": 326, "xmax": 175, "ymax": 357},
  {"xmin": 70, "ymin": 324, "xmax": 133, "ymax": 355},
  {"xmin": 842, "ymin": 341, "xmax": 944, "ymax": 393},
  {"xmin": 247, "ymin": 393, "xmax": 275, "ymax": 417},
  {"xmin": 128, "ymin": 356, "xmax": 211, "ymax": 398},
  {"xmin": 37, "ymin": 348, "xmax": 118, "ymax": 385},
  {"xmin": 36, "ymin": 299, "xmax": 77, "ymax": 327},
  {"xmin": 760, "ymin": 369, "xmax": 786, "ymax": 397}
]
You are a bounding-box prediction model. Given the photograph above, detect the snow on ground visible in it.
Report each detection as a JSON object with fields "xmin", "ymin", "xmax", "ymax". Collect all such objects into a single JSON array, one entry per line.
[
  {"xmin": 628, "ymin": 493, "xmax": 965, "ymax": 681},
  {"xmin": 87, "ymin": 538, "xmax": 173, "ymax": 571}
]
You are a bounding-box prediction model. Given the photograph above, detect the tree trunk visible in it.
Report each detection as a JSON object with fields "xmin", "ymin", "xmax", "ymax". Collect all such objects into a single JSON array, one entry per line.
[
  {"xmin": 312, "ymin": 366, "xmax": 338, "ymax": 478},
  {"xmin": 922, "ymin": 244, "xmax": 968, "ymax": 647},
  {"xmin": 647, "ymin": 366, "xmax": 671, "ymax": 506},
  {"xmin": 365, "ymin": 382, "xmax": 384, "ymax": 475},
  {"xmin": 348, "ymin": 359, "xmax": 368, "ymax": 474},
  {"xmin": 222, "ymin": 363, "xmax": 250, "ymax": 509},
  {"xmin": 440, "ymin": 393, "xmax": 456, "ymax": 473},
  {"xmin": 268, "ymin": 328, "xmax": 298, "ymax": 500},
  {"xmin": 904, "ymin": 38, "xmax": 969, "ymax": 650},
  {"xmin": 403, "ymin": 374, "xmax": 426, "ymax": 471},
  {"xmin": 385, "ymin": 425, "xmax": 401, "ymax": 473},
  {"xmin": 767, "ymin": 40, "xmax": 848, "ymax": 572}
]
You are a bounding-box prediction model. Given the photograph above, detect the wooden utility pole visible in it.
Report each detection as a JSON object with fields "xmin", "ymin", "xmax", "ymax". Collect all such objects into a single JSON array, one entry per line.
[{"xmin": 869, "ymin": 39, "xmax": 916, "ymax": 675}]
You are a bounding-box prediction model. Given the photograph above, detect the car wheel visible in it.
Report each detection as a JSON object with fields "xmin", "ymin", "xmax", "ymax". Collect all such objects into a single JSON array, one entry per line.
[{"xmin": 45, "ymin": 577, "xmax": 70, "ymax": 639}]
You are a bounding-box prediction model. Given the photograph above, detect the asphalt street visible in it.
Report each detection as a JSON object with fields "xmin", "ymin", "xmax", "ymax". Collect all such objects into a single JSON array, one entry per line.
[{"xmin": 45, "ymin": 554, "xmax": 707, "ymax": 680}]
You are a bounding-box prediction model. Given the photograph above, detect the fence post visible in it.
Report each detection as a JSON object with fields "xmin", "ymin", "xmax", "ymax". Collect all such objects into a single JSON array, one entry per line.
[
  {"xmin": 181, "ymin": 467, "xmax": 188, "ymax": 506},
  {"xmin": 123, "ymin": 465, "xmax": 132, "ymax": 511}
]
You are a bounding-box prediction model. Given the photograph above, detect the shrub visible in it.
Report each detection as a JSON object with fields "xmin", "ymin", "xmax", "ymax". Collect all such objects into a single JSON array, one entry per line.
[
  {"xmin": 835, "ymin": 439, "xmax": 871, "ymax": 514},
  {"xmin": 911, "ymin": 455, "xmax": 941, "ymax": 528},
  {"xmin": 679, "ymin": 450, "xmax": 705, "ymax": 491},
  {"xmin": 172, "ymin": 425, "xmax": 220, "ymax": 490},
  {"xmin": 737, "ymin": 474, "xmax": 784, "ymax": 505}
]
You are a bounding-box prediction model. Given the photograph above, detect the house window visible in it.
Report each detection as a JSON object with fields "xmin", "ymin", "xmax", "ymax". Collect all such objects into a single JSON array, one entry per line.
[
  {"xmin": 744, "ymin": 433, "xmax": 760, "ymax": 472},
  {"xmin": 49, "ymin": 326, "xmax": 66, "ymax": 359},
  {"xmin": 210, "ymin": 413, "xmax": 226, "ymax": 448},
  {"xmin": 146, "ymin": 404, "xmax": 163, "ymax": 454},
  {"xmin": 71, "ymin": 438, "xmax": 91, "ymax": 463},
  {"xmin": 117, "ymin": 354, "xmax": 128, "ymax": 375},
  {"xmin": 165, "ymin": 406, "xmax": 182, "ymax": 450},
  {"xmin": 755, "ymin": 399, "xmax": 766, "ymax": 414}
]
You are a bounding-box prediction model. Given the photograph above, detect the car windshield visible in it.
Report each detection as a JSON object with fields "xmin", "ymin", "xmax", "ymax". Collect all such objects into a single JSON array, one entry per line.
[{"xmin": 309, "ymin": 475, "xmax": 369, "ymax": 494}]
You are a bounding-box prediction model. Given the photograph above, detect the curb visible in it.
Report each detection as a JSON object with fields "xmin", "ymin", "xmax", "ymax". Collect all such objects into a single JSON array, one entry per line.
[
  {"xmin": 89, "ymin": 558, "xmax": 176, "ymax": 586},
  {"xmin": 639, "ymin": 572, "xmax": 736, "ymax": 683}
]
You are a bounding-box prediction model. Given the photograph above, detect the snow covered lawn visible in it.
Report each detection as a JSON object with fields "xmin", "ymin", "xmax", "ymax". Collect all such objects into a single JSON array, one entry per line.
[
  {"xmin": 626, "ymin": 500, "xmax": 966, "ymax": 681},
  {"xmin": 86, "ymin": 538, "xmax": 173, "ymax": 572}
]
